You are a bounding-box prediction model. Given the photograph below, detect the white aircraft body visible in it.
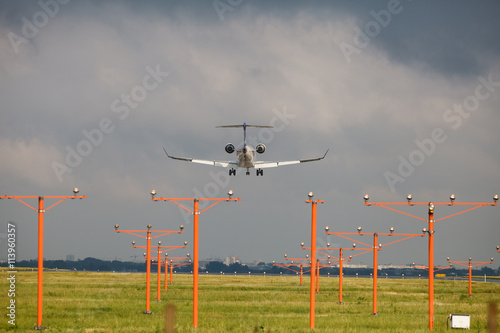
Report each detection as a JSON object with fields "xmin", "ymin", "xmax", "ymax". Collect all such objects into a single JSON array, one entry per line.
[{"xmin": 164, "ymin": 123, "xmax": 328, "ymax": 176}]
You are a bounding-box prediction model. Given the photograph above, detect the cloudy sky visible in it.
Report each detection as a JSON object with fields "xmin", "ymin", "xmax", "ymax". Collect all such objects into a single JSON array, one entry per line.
[{"xmin": 1, "ymin": 0, "xmax": 499, "ymax": 268}]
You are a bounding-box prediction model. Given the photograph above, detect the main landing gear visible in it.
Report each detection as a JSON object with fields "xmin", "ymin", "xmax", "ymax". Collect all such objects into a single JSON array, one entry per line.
[{"xmin": 228, "ymin": 168, "xmax": 264, "ymax": 176}]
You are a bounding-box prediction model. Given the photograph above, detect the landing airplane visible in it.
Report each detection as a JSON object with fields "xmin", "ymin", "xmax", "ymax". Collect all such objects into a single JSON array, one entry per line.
[{"xmin": 164, "ymin": 123, "xmax": 328, "ymax": 176}]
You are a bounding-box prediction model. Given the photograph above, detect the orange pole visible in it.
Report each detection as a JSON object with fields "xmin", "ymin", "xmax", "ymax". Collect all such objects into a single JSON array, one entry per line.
[
  {"xmin": 468, "ymin": 261, "xmax": 472, "ymax": 296},
  {"xmin": 309, "ymin": 201, "xmax": 317, "ymax": 329},
  {"xmin": 193, "ymin": 199, "xmax": 199, "ymax": 328},
  {"xmin": 373, "ymin": 233, "xmax": 378, "ymax": 316},
  {"xmin": 164, "ymin": 258, "xmax": 168, "ymax": 290},
  {"xmin": 428, "ymin": 204, "xmax": 434, "ymax": 330},
  {"xmin": 36, "ymin": 197, "xmax": 44, "ymax": 329},
  {"xmin": 157, "ymin": 248, "xmax": 161, "ymax": 301},
  {"xmin": 316, "ymin": 259, "xmax": 320, "ymax": 294},
  {"xmin": 170, "ymin": 262, "xmax": 173, "ymax": 285},
  {"xmin": 145, "ymin": 227, "xmax": 152, "ymax": 314},
  {"xmin": 300, "ymin": 265, "xmax": 303, "ymax": 286},
  {"xmin": 339, "ymin": 248, "xmax": 343, "ymax": 304}
]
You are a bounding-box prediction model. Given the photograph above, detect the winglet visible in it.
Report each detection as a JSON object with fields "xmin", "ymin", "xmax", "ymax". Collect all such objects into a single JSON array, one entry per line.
[
  {"xmin": 163, "ymin": 147, "xmax": 173, "ymax": 159},
  {"xmin": 322, "ymin": 149, "xmax": 330, "ymax": 159}
]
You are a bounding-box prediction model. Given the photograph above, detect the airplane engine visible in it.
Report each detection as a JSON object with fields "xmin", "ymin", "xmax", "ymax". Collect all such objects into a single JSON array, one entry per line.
[
  {"xmin": 225, "ymin": 143, "xmax": 235, "ymax": 154},
  {"xmin": 256, "ymin": 143, "xmax": 266, "ymax": 154}
]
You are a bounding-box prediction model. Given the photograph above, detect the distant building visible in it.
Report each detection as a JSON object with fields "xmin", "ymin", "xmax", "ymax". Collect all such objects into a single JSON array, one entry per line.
[{"xmin": 224, "ymin": 256, "xmax": 240, "ymax": 266}]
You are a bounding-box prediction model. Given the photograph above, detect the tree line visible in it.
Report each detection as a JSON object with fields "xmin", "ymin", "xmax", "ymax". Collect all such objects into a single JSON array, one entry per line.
[{"xmin": 2, "ymin": 258, "xmax": 499, "ymax": 276}]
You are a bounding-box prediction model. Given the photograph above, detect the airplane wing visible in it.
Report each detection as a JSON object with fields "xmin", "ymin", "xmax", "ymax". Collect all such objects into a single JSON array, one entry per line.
[
  {"xmin": 163, "ymin": 148, "xmax": 238, "ymax": 168},
  {"xmin": 255, "ymin": 149, "xmax": 329, "ymax": 169}
]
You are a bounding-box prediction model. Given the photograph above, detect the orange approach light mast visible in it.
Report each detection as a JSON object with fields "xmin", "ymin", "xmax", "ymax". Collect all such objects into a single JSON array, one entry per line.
[
  {"xmin": 305, "ymin": 192, "xmax": 323, "ymax": 330},
  {"xmin": 114, "ymin": 224, "xmax": 183, "ymax": 314},
  {"xmin": 363, "ymin": 193, "xmax": 498, "ymax": 330},
  {"xmin": 1, "ymin": 188, "xmax": 86, "ymax": 330},
  {"xmin": 133, "ymin": 240, "xmax": 188, "ymax": 302},
  {"xmin": 150, "ymin": 190, "xmax": 240, "ymax": 329},
  {"xmin": 446, "ymin": 257, "xmax": 494, "ymax": 296},
  {"xmin": 325, "ymin": 226, "xmax": 425, "ymax": 315}
]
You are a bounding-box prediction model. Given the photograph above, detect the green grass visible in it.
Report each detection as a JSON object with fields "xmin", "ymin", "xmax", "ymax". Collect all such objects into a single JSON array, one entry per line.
[{"xmin": 1, "ymin": 270, "xmax": 499, "ymax": 332}]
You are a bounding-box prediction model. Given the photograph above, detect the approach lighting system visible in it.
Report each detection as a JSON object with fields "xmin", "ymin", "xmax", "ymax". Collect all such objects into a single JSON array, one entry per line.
[
  {"xmin": 114, "ymin": 224, "xmax": 119, "ymax": 230},
  {"xmin": 494, "ymin": 194, "xmax": 499, "ymax": 202},
  {"xmin": 357, "ymin": 226, "xmax": 362, "ymax": 233},
  {"xmin": 407, "ymin": 194, "xmax": 412, "ymax": 203},
  {"xmin": 151, "ymin": 190, "xmax": 157, "ymax": 198},
  {"xmin": 364, "ymin": 194, "xmax": 369, "ymax": 203},
  {"xmin": 73, "ymin": 187, "xmax": 79, "ymax": 195},
  {"xmin": 389, "ymin": 227, "xmax": 394, "ymax": 234},
  {"xmin": 450, "ymin": 194, "xmax": 455, "ymax": 203},
  {"xmin": 228, "ymin": 190, "xmax": 234, "ymax": 199},
  {"xmin": 325, "ymin": 226, "xmax": 329, "ymax": 232},
  {"xmin": 308, "ymin": 192, "xmax": 314, "ymax": 198}
]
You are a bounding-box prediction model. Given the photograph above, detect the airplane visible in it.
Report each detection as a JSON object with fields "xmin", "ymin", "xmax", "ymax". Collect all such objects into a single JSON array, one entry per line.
[{"xmin": 164, "ymin": 123, "xmax": 329, "ymax": 176}]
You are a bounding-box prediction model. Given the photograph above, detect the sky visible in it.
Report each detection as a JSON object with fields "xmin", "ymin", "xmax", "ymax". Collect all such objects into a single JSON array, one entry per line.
[{"xmin": 1, "ymin": 0, "xmax": 499, "ymax": 269}]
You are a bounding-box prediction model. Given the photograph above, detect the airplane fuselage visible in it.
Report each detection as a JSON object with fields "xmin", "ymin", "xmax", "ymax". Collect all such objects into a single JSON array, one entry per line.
[{"xmin": 236, "ymin": 144, "xmax": 256, "ymax": 168}]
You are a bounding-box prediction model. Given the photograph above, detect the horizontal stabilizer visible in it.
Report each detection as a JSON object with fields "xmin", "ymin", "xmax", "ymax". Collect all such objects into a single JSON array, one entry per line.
[{"xmin": 216, "ymin": 124, "xmax": 273, "ymax": 128}]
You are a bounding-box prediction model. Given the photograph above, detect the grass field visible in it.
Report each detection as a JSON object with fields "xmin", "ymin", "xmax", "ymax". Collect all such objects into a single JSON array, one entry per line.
[{"xmin": 1, "ymin": 270, "xmax": 499, "ymax": 332}]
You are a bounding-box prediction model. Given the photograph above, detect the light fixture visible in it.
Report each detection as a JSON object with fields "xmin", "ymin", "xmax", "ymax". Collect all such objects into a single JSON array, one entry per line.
[
  {"xmin": 180, "ymin": 225, "xmax": 184, "ymax": 231},
  {"xmin": 184, "ymin": 241, "xmax": 188, "ymax": 245},
  {"xmin": 114, "ymin": 224, "xmax": 119, "ymax": 230},
  {"xmin": 325, "ymin": 226, "xmax": 329, "ymax": 232},
  {"xmin": 73, "ymin": 187, "xmax": 79, "ymax": 195},
  {"xmin": 227, "ymin": 190, "xmax": 233, "ymax": 199},
  {"xmin": 147, "ymin": 224, "xmax": 152, "ymax": 230},
  {"xmin": 407, "ymin": 194, "xmax": 412, "ymax": 203},
  {"xmin": 158, "ymin": 241, "xmax": 162, "ymax": 245},
  {"xmin": 357, "ymin": 226, "xmax": 362, "ymax": 233},
  {"xmin": 422, "ymin": 227, "xmax": 427, "ymax": 233},
  {"xmin": 352, "ymin": 243, "xmax": 356, "ymax": 248},
  {"xmin": 150, "ymin": 190, "xmax": 156, "ymax": 198},
  {"xmin": 132, "ymin": 241, "xmax": 136, "ymax": 246},
  {"xmin": 428, "ymin": 202, "xmax": 435, "ymax": 213},
  {"xmin": 300, "ymin": 242, "xmax": 305, "ymax": 247},
  {"xmin": 450, "ymin": 194, "xmax": 455, "ymax": 203},
  {"xmin": 389, "ymin": 227, "xmax": 394, "ymax": 234},
  {"xmin": 308, "ymin": 192, "xmax": 314, "ymax": 198},
  {"xmin": 363, "ymin": 194, "xmax": 369, "ymax": 202},
  {"xmin": 494, "ymin": 194, "xmax": 499, "ymax": 202}
]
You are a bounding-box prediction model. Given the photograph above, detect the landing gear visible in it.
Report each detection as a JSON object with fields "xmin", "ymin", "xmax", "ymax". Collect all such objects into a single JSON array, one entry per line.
[
  {"xmin": 229, "ymin": 168, "xmax": 236, "ymax": 176},
  {"xmin": 256, "ymin": 169, "xmax": 263, "ymax": 176}
]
